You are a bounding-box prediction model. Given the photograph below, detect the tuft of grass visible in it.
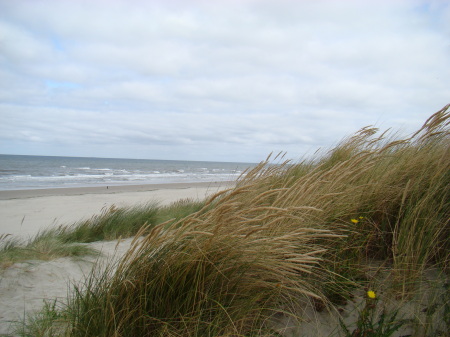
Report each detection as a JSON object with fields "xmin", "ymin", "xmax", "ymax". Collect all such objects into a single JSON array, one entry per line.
[
  {"xmin": 13, "ymin": 300, "xmax": 68, "ymax": 337},
  {"xmin": 0, "ymin": 235, "xmax": 97, "ymax": 268},
  {"xmin": 50, "ymin": 199, "xmax": 336, "ymax": 336},
  {"xmin": 52, "ymin": 203, "xmax": 160, "ymax": 243}
]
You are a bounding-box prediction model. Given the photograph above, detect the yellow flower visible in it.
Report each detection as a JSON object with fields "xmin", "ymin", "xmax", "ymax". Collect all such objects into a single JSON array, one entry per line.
[
  {"xmin": 351, "ymin": 219, "xmax": 359, "ymax": 224},
  {"xmin": 367, "ymin": 290, "xmax": 376, "ymax": 299},
  {"xmin": 359, "ymin": 216, "xmax": 364, "ymax": 219}
]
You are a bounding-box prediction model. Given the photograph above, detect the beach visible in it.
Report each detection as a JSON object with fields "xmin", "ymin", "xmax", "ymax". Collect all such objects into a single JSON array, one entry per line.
[
  {"xmin": 0, "ymin": 182, "xmax": 233, "ymax": 335},
  {"xmin": 0, "ymin": 182, "xmax": 232, "ymax": 239}
]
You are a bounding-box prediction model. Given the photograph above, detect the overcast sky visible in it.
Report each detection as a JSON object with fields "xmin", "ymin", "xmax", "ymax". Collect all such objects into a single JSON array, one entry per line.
[{"xmin": 0, "ymin": 0, "xmax": 449, "ymax": 163}]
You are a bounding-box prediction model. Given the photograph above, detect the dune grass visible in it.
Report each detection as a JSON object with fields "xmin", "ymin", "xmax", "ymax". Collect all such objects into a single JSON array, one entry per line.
[
  {"xmin": 0, "ymin": 234, "xmax": 97, "ymax": 269},
  {"xmin": 236, "ymin": 105, "xmax": 449, "ymax": 290},
  {"xmin": 0, "ymin": 199, "xmax": 206, "ymax": 268},
  {"xmin": 10, "ymin": 104, "xmax": 450, "ymax": 336}
]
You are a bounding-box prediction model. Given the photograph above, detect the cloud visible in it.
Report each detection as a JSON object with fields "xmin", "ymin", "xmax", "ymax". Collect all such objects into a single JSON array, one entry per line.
[{"xmin": 0, "ymin": 0, "xmax": 449, "ymax": 162}]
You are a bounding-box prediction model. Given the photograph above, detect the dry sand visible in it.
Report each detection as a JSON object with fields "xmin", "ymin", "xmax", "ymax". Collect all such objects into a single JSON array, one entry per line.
[
  {"xmin": 0, "ymin": 238, "xmax": 136, "ymax": 335},
  {"xmin": 0, "ymin": 182, "xmax": 232, "ymax": 239}
]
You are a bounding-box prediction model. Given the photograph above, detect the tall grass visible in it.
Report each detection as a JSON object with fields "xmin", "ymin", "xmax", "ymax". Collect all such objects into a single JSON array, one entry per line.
[
  {"xmin": 54, "ymin": 184, "xmax": 339, "ymax": 336},
  {"xmin": 236, "ymin": 104, "xmax": 449, "ymax": 290},
  {"xmin": 15, "ymin": 104, "xmax": 450, "ymax": 336}
]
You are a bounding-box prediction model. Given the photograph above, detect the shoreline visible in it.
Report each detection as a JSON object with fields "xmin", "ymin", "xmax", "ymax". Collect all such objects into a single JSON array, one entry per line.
[{"xmin": 0, "ymin": 181, "xmax": 234, "ymax": 239}]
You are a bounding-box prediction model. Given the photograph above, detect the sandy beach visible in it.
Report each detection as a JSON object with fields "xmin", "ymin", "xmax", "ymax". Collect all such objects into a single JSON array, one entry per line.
[
  {"xmin": 0, "ymin": 182, "xmax": 233, "ymax": 335},
  {"xmin": 0, "ymin": 182, "xmax": 232, "ymax": 239}
]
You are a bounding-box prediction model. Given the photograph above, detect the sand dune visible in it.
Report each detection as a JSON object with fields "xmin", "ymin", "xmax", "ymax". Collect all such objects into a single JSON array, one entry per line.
[{"xmin": 0, "ymin": 182, "xmax": 445, "ymax": 336}]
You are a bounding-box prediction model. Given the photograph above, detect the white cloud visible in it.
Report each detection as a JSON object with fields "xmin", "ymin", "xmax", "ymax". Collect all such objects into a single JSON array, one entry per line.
[{"xmin": 0, "ymin": 0, "xmax": 449, "ymax": 162}]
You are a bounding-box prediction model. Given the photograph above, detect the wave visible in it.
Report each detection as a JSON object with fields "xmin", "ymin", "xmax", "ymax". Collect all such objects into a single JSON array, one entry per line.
[
  {"xmin": 0, "ymin": 171, "xmax": 243, "ymax": 190},
  {"xmin": 0, "ymin": 156, "xmax": 255, "ymax": 190}
]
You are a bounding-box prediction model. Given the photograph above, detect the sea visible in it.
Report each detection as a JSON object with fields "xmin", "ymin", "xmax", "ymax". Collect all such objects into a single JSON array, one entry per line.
[{"xmin": 0, "ymin": 154, "xmax": 256, "ymax": 191}]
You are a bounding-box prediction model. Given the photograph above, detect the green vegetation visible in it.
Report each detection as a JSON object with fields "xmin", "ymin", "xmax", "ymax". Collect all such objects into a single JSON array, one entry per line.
[
  {"xmin": 6, "ymin": 104, "xmax": 450, "ymax": 336},
  {"xmin": 0, "ymin": 199, "xmax": 206, "ymax": 268},
  {"xmin": 0, "ymin": 234, "xmax": 97, "ymax": 269}
]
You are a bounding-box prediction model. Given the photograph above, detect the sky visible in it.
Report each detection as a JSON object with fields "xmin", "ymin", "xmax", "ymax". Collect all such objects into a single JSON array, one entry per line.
[{"xmin": 0, "ymin": 0, "xmax": 449, "ymax": 163}]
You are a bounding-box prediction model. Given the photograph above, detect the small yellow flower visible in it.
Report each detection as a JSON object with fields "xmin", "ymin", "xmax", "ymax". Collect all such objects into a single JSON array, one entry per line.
[
  {"xmin": 351, "ymin": 219, "xmax": 359, "ymax": 224},
  {"xmin": 367, "ymin": 290, "xmax": 376, "ymax": 299},
  {"xmin": 359, "ymin": 216, "xmax": 364, "ymax": 219}
]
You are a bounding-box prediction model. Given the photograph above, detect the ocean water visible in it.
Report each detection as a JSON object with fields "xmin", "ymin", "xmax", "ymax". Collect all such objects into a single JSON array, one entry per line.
[{"xmin": 0, "ymin": 155, "xmax": 256, "ymax": 191}]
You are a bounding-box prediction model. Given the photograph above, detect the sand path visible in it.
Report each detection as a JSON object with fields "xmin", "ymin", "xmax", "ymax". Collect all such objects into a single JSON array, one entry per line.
[{"xmin": 0, "ymin": 239, "xmax": 135, "ymax": 335}]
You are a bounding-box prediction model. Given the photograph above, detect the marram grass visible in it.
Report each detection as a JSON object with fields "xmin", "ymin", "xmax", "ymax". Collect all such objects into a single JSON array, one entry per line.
[
  {"xmin": 13, "ymin": 104, "xmax": 450, "ymax": 336},
  {"xmin": 0, "ymin": 199, "xmax": 205, "ymax": 268},
  {"xmin": 59, "ymin": 193, "xmax": 337, "ymax": 336}
]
